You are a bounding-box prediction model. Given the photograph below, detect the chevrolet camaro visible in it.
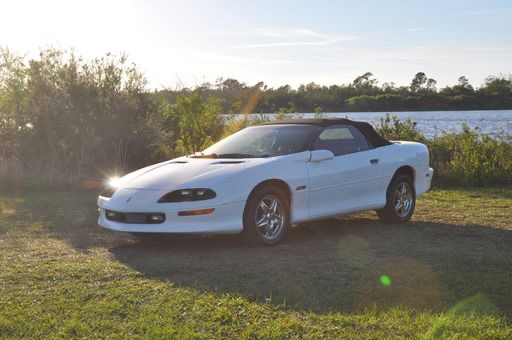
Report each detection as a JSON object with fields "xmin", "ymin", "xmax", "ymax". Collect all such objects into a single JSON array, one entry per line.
[{"xmin": 98, "ymin": 118, "xmax": 433, "ymax": 245}]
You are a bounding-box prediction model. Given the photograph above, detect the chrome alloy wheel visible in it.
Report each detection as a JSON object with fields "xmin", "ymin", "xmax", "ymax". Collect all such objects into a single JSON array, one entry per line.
[
  {"xmin": 394, "ymin": 182, "xmax": 413, "ymax": 218},
  {"xmin": 254, "ymin": 194, "xmax": 285, "ymax": 241}
]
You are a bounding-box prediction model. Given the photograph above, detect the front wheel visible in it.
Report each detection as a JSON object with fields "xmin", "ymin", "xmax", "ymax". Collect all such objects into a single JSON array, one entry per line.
[
  {"xmin": 242, "ymin": 186, "xmax": 289, "ymax": 246},
  {"xmin": 377, "ymin": 174, "xmax": 416, "ymax": 224}
]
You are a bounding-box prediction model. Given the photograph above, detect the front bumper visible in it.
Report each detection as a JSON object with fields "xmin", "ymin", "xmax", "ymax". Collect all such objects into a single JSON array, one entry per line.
[{"xmin": 97, "ymin": 195, "xmax": 245, "ymax": 234}]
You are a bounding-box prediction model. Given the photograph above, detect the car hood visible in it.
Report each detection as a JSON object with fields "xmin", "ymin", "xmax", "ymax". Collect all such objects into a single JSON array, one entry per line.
[{"xmin": 117, "ymin": 156, "xmax": 273, "ymax": 190}]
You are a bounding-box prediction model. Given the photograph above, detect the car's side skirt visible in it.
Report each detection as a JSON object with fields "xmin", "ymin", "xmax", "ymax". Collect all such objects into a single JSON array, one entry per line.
[{"xmin": 291, "ymin": 203, "xmax": 385, "ymax": 224}]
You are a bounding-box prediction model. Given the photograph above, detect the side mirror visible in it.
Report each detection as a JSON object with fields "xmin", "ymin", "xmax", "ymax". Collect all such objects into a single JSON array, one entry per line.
[{"xmin": 309, "ymin": 150, "xmax": 334, "ymax": 162}]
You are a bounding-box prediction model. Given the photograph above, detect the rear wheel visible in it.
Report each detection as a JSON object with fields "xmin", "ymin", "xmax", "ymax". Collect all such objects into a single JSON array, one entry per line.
[
  {"xmin": 377, "ymin": 174, "xmax": 415, "ymax": 224},
  {"xmin": 242, "ymin": 186, "xmax": 289, "ymax": 246}
]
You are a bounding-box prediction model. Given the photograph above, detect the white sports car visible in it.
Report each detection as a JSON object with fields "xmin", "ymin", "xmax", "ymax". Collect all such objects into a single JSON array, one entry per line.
[{"xmin": 98, "ymin": 118, "xmax": 433, "ymax": 245}]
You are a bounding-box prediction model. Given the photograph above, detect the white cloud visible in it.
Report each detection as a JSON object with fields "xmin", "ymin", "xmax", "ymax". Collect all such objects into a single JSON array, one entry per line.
[
  {"xmin": 464, "ymin": 8, "xmax": 512, "ymax": 15},
  {"xmin": 168, "ymin": 27, "xmax": 327, "ymax": 39},
  {"xmin": 173, "ymin": 48, "xmax": 299, "ymax": 65},
  {"xmin": 232, "ymin": 36, "xmax": 357, "ymax": 49}
]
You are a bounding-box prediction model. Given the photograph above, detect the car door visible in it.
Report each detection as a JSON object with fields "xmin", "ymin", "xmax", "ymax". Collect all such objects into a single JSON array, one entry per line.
[{"xmin": 307, "ymin": 124, "xmax": 387, "ymax": 217}]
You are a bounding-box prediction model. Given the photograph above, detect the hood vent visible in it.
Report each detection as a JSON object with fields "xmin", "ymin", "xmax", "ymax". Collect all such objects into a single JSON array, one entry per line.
[
  {"xmin": 211, "ymin": 161, "xmax": 245, "ymax": 165},
  {"xmin": 170, "ymin": 161, "xmax": 188, "ymax": 164}
]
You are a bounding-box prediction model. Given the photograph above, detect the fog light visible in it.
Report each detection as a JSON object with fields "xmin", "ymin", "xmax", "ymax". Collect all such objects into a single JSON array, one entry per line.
[
  {"xmin": 178, "ymin": 208, "xmax": 215, "ymax": 216},
  {"xmin": 106, "ymin": 211, "xmax": 117, "ymax": 218},
  {"xmin": 148, "ymin": 214, "xmax": 165, "ymax": 222}
]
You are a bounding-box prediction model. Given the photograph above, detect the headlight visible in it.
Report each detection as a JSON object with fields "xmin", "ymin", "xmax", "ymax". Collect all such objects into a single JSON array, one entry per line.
[
  {"xmin": 158, "ymin": 188, "xmax": 216, "ymax": 203},
  {"xmin": 99, "ymin": 186, "xmax": 117, "ymax": 198},
  {"xmin": 99, "ymin": 177, "xmax": 120, "ymax": 198}
]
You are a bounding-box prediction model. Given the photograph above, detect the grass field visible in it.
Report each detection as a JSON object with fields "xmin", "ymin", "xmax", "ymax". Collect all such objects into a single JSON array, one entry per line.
[{"xmin": 1, "ymin": 188, "xmax": 511, "ymax": 338}]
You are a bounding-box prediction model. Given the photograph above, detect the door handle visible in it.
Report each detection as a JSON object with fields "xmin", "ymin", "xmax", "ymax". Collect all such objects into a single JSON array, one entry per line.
[{"xmin": 370, "ymin": 159, "xmax": 379, "ymax": 165}]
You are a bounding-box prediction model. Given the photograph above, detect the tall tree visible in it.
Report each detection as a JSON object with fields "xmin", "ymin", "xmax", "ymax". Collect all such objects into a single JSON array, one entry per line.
[
  {"xmin": 410, "ymin": 72, "xmax": 427, "ymax": 92},
  {"xmin": 352, "ymin": 72, "xmax": 378, "ymax": 91}
]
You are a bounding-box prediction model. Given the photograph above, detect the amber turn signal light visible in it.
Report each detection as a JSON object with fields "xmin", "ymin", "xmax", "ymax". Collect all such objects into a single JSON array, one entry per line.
[{"xmin": 177, "ymin": 208, "xmax": 215, "ymax": 216}]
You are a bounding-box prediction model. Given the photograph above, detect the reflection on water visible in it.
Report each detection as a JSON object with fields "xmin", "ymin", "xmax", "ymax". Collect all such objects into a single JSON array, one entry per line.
[{"xmin": 241, "ymin": 110, "xmax": 512, "ymax": 138}]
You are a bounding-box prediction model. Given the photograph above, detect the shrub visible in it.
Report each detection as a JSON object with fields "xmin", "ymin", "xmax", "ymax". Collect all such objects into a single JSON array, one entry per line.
[
  {"xmin": 429, "ymin": 126, "xmax": 512, "ymax": 186},
  {"xmin": 165, "ymin": 90, "xmax": 224, "ymax": 155},
  {"xmin": 373, "ymin": 114, "xmax": 511, "ymax": 187},
  {"xmin": 374, "ymin": 114, "xmax": 426, "ymax": 143}
]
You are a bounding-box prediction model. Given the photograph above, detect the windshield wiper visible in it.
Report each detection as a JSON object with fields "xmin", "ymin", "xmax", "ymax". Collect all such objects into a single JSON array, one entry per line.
[{"xmin": 189, "ymin": 153, "xmax": 218, "ymax": 158}]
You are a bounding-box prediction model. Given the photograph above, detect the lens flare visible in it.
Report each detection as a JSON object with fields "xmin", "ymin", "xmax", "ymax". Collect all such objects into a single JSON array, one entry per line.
[
  {"xmin": 109, "ymin": 177, "xmax": 121, "ymax": 188},
  {"xmin": 79, "ymin": 179, "xmax": 100, "ymax": 190},
  {"xmin": 379, "ymin": 275, "xmax": 392, "ymax": 286}
]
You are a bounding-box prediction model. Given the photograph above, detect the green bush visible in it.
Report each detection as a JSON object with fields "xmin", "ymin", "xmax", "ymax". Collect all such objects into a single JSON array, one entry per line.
[
  {"xmin": 165, "ymin": 90, "xmax": 224, "ymax": 155},
  {"xmin": 430, "ymin": 126, "xmax": 512, "ymax": 186},
  {"xmin": 374, "ymin": 114, "xmax": 512, "ymax": 187},
  {"xmin": 374, "ymin": 114, "xmax": 426, "ymax": 143}
]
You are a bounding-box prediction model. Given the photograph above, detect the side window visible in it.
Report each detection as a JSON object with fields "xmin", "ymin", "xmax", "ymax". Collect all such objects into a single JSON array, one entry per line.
[{"xmin": 313, "ymin": 125, "xmax": 371, "ymax": 156}]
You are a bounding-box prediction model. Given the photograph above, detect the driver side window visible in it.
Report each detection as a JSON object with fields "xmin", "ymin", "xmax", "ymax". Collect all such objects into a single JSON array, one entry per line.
[{"xmin": 313, "ymin": 125, "xmax": 371, "ymax": 156}]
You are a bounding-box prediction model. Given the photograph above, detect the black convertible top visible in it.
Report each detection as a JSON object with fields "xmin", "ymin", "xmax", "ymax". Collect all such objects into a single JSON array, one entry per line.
[{"xmin": 259, "ymin": 118, "xmax": 392, "ymax": 147}]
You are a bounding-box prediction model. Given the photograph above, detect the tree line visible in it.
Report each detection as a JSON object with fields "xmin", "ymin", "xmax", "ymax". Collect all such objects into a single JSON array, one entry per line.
[
  {"xmin": 0, "ymin": 47, "xmax": 511, "ymax": 190},
  {"xmin": 164, "ymin": 71, "xmax": 512, "ymax": 114}
]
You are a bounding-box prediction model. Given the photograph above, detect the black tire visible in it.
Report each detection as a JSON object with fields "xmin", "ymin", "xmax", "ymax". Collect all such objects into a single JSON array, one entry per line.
[
  {"xmin": 377, "ymin": 174, "xmax": 416, "ymax": 224},
  {"xmin": 242, "ymin": 185, "xmax": 290, "ymax": 246}
]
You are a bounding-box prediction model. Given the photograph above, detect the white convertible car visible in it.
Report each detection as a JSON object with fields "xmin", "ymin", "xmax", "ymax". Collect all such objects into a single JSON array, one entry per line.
[{"xmin": 98, "ymin": 118, "xmax": 433, "ymax": 245}]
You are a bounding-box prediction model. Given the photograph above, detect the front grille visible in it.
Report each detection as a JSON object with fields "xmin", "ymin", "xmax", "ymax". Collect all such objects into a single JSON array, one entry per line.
[
  {"xmin": 105, "ymin": 210, "xmax": 165, "ymax": 224},
  {"xmin": 125, "ymin": 214, "xmax": 148, "ymax": 224}
]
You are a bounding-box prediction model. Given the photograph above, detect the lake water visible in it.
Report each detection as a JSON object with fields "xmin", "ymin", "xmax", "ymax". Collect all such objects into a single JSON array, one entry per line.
[{"xmin": 247, "ymin": 110, "xmax": 512, "ymax": 139}]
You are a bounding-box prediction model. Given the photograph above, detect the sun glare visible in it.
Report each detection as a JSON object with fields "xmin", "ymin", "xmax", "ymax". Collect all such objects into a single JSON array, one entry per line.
[{"xmin": 108, "ymin": 177, "xmax": 121, "ymax": 188}]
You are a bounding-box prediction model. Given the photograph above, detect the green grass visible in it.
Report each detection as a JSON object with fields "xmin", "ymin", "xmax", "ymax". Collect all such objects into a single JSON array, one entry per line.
[{"xmin": 1, "ymin": 188, "xmax": 511, "ymax": 338}]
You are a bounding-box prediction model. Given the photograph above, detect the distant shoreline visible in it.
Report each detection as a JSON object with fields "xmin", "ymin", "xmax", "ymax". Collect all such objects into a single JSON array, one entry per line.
[{"xmin": 240, "ymin": 108, "xmax": 512, "ymax": 114}]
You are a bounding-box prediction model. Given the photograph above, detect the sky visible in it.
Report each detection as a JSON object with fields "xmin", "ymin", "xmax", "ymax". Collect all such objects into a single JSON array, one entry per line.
[{"xmin": 1, "ymin": 0, "xmax": 511, "ymax": 90}]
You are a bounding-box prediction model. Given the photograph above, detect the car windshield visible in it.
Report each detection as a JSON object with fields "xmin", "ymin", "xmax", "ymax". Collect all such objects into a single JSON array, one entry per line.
[{"xmin": 195, "ymin": 124, "xmax": 320, "ymax": 158}]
